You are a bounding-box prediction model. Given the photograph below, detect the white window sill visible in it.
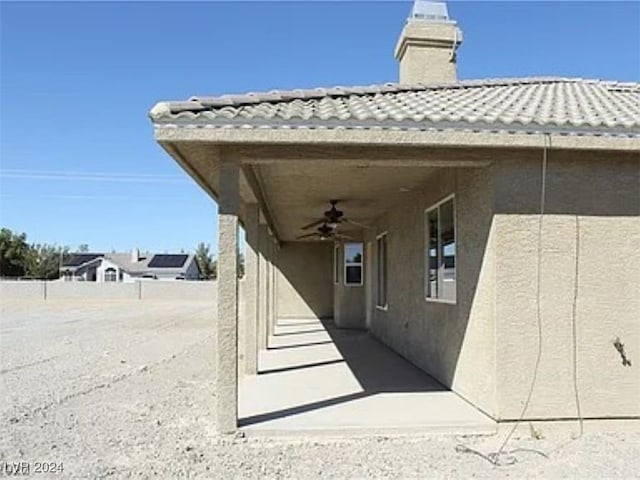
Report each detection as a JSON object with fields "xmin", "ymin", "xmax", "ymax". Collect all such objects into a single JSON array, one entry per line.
[{"xmin": 425, "ymin": 297, "xmax": 456, "ymax": 305}]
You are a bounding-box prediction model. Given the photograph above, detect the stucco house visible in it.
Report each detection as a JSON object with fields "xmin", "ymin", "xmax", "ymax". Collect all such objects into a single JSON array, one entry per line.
[
  {"xmin": 149, "ymin": 0, "xmax": 639, "ymax": 433},
  {"xmin": 61, "ymin": 249, "xmax": 201, "ymax": 282}
]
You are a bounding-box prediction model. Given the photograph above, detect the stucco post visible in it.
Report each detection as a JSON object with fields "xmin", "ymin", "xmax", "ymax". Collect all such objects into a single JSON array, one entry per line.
[
  {"xmin": 257, "ymin": 222, "xmax": 269, "ymax": 350},
  {"xmin": 216, "ymin": 160, "xmax": 239, "ymax": 434},
  {"xmin": 271, "ymin": 239, "xmax": 278, "ymax": 333},
  {"xmin": 266, "ymin": 233, "xmax": 275, "ymax": 339},
  {"xmin": 243, "ymin": 203, "xmax": 259, "ymax": 375},
  {"xmin": 365, "ymin": 231, "xmax": 375, "ymax": 330},
  {"xmin": 237, "ymin": 234, "xmax": 246, "ymax": 379}
]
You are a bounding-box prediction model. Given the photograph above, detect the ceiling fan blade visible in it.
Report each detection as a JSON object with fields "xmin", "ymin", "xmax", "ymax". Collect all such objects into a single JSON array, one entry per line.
[
  {"xmin": 343, "ymin": 218, "xmax": 370, "ymax": 229},
  {"xmin": 301, "ymin": 218, "xmax": 326, "ymax": 230},
  {"xmin": 335, "ymin": 234, "xmax": 354, "ymax": 240},
  {"xmin": 296, "ymin": 233, "xmax": 318, "ymax": 240}
]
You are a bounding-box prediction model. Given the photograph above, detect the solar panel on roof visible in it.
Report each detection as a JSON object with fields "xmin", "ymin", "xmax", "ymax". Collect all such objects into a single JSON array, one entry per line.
[
  {"xmin": 63, "ymin": 253, "xmax": 104, "ymax": 267},
  {"xmin": 147, "ymin": 254, "xmax": 188, "ymax": 268}
]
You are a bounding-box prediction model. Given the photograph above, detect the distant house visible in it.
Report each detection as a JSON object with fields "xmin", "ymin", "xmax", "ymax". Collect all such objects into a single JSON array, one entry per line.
[{"xmin": 60, "ymin": 249, "xmax": 201, "ymax": 282}]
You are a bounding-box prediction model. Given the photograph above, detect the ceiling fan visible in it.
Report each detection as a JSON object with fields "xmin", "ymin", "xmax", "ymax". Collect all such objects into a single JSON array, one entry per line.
[
  {"xmin": 300, "ymin": 200, "xmax": 369, "ymax": 231},
  {"xmin": 296, "ymin": 222, "xmax": 353, "ymax": 241}
]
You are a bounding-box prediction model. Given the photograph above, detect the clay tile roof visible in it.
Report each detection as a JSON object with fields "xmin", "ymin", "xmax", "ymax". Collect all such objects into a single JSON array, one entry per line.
[{"xmin": 150, "ymin": 77, "xmax": 640, "ymax": 136}]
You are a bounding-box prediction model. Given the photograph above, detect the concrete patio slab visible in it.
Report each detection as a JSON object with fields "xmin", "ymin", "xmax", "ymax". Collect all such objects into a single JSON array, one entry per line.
[{"xmin": 239, "ymin": 318, "xmax": 496, "ymax": 435}]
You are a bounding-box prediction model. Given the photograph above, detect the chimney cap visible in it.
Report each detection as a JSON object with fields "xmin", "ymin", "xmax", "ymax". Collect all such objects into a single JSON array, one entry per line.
[{"xmin": 409, "ymin": 0, "xmax": 451, "ymax": 23}]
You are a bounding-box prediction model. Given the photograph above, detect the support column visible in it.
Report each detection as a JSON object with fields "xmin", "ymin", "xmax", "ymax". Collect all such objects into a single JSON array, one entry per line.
[
  {"xmin": 365, "ymin": 230, "xmax": 375, "ymax": 330},
  {"xmin": 216, "ymin": 160, "xmax": 239, "ymax": 434},
  {"xmin": 271, "ymin": 239, "xmax": 278, "ymax": 334},
  {"xmin": 266, "ymin": 233, "xmax": 276, "ymax": 339},
  {"xmin": 257, "ymin": 222, "xmax": 269, "ymax": 350},
  {"xmin": 243, "ymin": 203, "xmax": 259, "ymax": 375}
]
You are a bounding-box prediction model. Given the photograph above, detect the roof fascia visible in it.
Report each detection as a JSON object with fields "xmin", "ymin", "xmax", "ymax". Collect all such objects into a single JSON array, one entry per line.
[{"xmin": 155, "ymin": 125, "xmax": 640, "ymax": 152}]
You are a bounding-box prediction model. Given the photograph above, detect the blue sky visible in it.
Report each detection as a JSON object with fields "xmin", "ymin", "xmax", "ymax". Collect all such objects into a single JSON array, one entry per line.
[{"xmin": 1, "ymin": 1, "xmax": 638, "ymax": 254}]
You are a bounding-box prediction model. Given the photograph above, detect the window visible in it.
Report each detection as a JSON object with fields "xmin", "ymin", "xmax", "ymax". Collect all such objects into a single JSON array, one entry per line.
[
  {"xmin": 425, "ymin": 195, "xmax": 456, "ymax": 302},
  {"xmin": 376, "ymin": 233, "xmax": 388, "ymax": 309},
  {"xmin": 344, "ymin": 242, "xmax": 363, "ymax": 286},
  {"xmin": 334, "ymin": 244, "xmax": 340, "ymax": 284},
  {"xmin": 104, "ymin": 267, "xmax": 117, "ymax": 282}
]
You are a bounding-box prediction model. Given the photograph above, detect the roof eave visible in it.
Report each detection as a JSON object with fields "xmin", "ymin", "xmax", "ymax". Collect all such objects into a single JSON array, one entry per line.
[{"xmin": 154, "ymin": 121, "xmax": 640, "ymax": 152}]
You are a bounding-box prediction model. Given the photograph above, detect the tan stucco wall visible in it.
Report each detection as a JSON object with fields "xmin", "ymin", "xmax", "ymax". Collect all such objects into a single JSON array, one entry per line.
[
  {"xmin": 46, "ymin": 281, "xmax": 139, "ymax": 300},
  {"xmin": 398, "ymin": 45, "xmax": 458, "ymax": 85},
  {"xmin": 494, "ymin": 156, "xmax": 640, "ymax": 420},
  {"xmin": 0, "ymin": 281, "xmax": 216, "ymax": 302},
  {"xmin": 276, "ymin": 242, "xmax": 334, "ymax": 319},
  {"xmin": 368, "ymin": 153, "xmax": 639, "ymax": 421},
  {"xmin": 334, "ymin": 278, "xmax": 366, "ymax": 329},
  {"xmin": 141, "ymin": 280, "xmax": 216, "ymax": 301},
  {"xmin": 394, "ymin": 19, "xmax": 462, "ymax": 85},
  {"xmin": 332, "ymin": 242, "xmax": 367, "ymax": 329},
  {"xmin": 370, "ymin": 167, "xmax": 497, "ymax": 417}
]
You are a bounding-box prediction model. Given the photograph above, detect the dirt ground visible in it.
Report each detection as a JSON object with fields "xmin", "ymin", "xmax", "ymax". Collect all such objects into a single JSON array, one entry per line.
[{"xmin": 1, "ymin": 300, "xmax": 638, "ymax": 479}]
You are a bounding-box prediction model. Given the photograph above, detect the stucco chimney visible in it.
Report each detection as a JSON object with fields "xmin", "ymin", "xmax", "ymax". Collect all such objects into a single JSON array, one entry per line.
[
  {"xmin": 394, "ymin": 0, "xmax": 463, "ymax": 84},
  {"xmin": 131, "ymin": 248, "xmax": 140, "ymax": 263}
]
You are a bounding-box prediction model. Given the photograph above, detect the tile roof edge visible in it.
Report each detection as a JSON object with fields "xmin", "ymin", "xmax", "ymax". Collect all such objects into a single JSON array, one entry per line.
[
  {"xmin": 149, "ymin": 77, "xmax": 639, "ymax": 117},
  {"xmin": 152, "ymin": 116, "xmax": 640, "ymax": 137}
]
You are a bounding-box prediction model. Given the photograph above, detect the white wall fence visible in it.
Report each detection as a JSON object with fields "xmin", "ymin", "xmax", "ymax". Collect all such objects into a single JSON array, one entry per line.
[{"xmin": 0, "ymin": 280, "xmax": 217, "ymax": 302}]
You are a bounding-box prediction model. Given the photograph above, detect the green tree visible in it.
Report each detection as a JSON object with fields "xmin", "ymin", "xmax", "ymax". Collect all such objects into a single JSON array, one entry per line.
[
  {"xmin": 78, "ymin": 244, "xmax": 89, "ymax": 252},
  {"xmin": 0, "ymin": 228, "xmax": 30, "ymax": 277},
  {"xmin": 26, "ymin": 244, "xmax": 71, "ymax": 280},
  {"xmin": 211, "ymin": 259, "xmax": 218, "ymax": 280},
  {"xmin": 195, "ymin": 243, "xmax": 216, "ymax": 279},
  {"xmin": 195, "ymin": 244, "xmax": 246, "ymax": 280}
]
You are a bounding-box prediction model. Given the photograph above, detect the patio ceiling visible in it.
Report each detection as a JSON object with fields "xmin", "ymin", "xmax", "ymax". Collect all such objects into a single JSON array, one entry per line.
[
  {"xmin": 163, "ymin": 141, "xmax": 502, "ymax": 242},
  {"xmin": 253, "ymin": 162, "xmax": 438, "ymax": 241}
]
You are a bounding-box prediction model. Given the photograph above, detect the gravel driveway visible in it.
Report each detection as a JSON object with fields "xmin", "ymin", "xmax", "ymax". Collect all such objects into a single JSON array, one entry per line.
[{"xmin": 1, "ymin": 300, "xmax": 638, "ymax": 478}]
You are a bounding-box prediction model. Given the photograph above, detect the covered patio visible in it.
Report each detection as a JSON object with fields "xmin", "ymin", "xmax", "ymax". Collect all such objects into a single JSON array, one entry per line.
[
  {"xmin": 150, "ymin": 128, "xmax": 494, "ymax": 433},
  {"xmin": 149, "ymin": 0, "xmax": 640, "ymax": 431},
  {"xmin": 239, "ymin": 317, "xmax": 494, "ymax": 434}
]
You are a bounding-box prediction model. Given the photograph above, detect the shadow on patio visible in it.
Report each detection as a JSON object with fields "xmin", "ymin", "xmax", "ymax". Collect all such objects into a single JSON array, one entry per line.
[{"xmin": 238, "ymin": 318, "xmax": 495, "ymax": 434}]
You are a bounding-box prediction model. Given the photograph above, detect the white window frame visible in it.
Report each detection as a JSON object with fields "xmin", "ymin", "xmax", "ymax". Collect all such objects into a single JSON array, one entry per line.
[
  {"xmin": 333, "ymin": 244, "xmax": 340, "ymax": 285},
  {"xmin": 425, "ymin": 194, "xmax": 456, "ymax": 304},
  {"xmin": 375, "ymin": 232, "xmax": 388, "ymax": 310},
  {"xmin": 344, "ymin": 242, "xmax": 363, "ymax": 287},
  {"xmin": 104, "ymin": 267, "xmax": 117, "ymax": 283}
]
